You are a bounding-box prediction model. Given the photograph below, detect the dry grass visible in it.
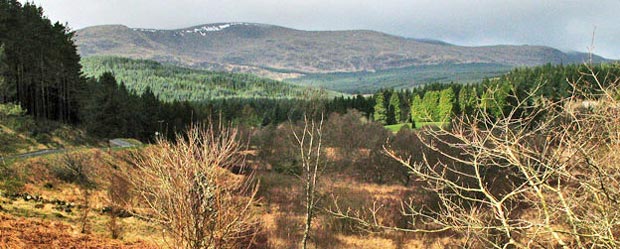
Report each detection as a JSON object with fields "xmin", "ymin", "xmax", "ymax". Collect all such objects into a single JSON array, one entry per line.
[
  {"xmin": 0, "ymin": 143, "xmax": 474, "ymax": 248},
  {"xmin": 0, "ymin": 213, "xmax": 155, "ymax": 249},
  {"xmin": 1, "ymin": 148, "xmax": 166, "ymax": 247},
  {"xmin": 254, "ymin": 170, "xmax": 461, "ymax": 248}
]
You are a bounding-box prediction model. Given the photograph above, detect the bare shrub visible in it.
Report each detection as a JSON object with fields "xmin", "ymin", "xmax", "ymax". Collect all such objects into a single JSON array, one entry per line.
[
  {"xmin": 79, "ymin": 188, "xmax": 92, "ymax": 234},
  {"xmin": 332, "ymin": 65, "xmax": 620, "ymax": 248},
  {"xmin": 107, "ymin": 172, "xmax": 131, "ymax": 239},
  {"xmin": 56, "ymin": 153, "xmax": 93, "ymax": 187},
  {"xmin": 253, "ymin": 124, "xmax": 301, "ymax": 174},
  {"xmin": 324, "ymin": 110, "xmax": 400, "ymax": 184},
  {"xmin": 59, "ymin": 152, "xmax": 94, "ymax": 234},
  {"xmin": 126, "ymin": 124, "xmax": 259, "ymax": 249}
]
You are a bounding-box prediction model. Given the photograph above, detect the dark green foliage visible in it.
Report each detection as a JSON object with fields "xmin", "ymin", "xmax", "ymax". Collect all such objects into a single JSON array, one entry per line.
[
  {"xmin": 388, "ymin": 92, "xmax": 401, "ymax": 124},
  {"xmin": 292, "ymin": 63, "xmax": 513, "ymax": 94},
  {"xmin": 80, "ymin": 56, "xmax": 311, "ymax": 101},
  {"xmin": 324, "ymin": 94, "xmax": 374, "ymax": 120},
  {"xmin": 373, "ymin": 92, "xmax": 388, "ymax": 125},
  {"xmin": 0, "ymin": 0, "xmax": 82, "ymax": 122},
  {"xmin": 404, "ymin": 63, "xmax": 620, "ymax": 123},
  {"xmin": 458, "ymin": 86, "xmax": 477, "ymax": 116},
  {"xmin": 82, "ymin": 73, "xmax": 127, "ymax": 138},
  {"xmin": 0, "ymin": 44, "xmax": 7, "ymax": 102},
  {"xmin": 79, "ymin": 72, "xmax": 196, "ymax": 141}
]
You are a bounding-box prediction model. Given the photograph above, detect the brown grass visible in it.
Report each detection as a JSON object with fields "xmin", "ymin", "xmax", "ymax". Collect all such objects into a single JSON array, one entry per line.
[
  {"xmin": 0, "ymin": 213, "xmax": 155, "ymax": 248},
  {"xmin": 2, "ymin": 134, "xmax": 464, "ymax": 248}
]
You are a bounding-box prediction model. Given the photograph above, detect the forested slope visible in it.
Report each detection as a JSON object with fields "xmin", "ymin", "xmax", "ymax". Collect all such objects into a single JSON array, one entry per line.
[
  {"xmin": 0, "ymin": 0, "xmax": 82, "ymax": 122},
  {"xmin": 81, "ymin": 56, "xmax": 312, "ymax": 102}
]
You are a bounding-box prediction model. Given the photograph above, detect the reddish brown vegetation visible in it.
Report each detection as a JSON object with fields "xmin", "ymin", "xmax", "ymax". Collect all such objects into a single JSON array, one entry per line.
[{"xmin": 0, "ymin": 214, "xmax": 154, "ymax": 249}]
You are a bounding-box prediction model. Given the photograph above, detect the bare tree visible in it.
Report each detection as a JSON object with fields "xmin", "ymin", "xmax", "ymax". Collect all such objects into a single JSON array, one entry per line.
[
  {"xmin": 331, "ymin": 65, "xmax": 620, "ymax": 248},
  {"xmin": 107, "ymin": 172, "xmax": 131, "ymax": 239},
  {"xmin": 292, "ymin": 113, "xmax": 326, "ymax": 249},
  {"xmin": 126, "ymin": 124, "xmax": 259, "ymax": 249}
]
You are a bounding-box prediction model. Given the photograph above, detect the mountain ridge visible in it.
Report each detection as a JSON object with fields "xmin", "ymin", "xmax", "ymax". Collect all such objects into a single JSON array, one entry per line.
[{"xmin": 74, "ymin": 22, "xmax": 608, "ymax": 81}]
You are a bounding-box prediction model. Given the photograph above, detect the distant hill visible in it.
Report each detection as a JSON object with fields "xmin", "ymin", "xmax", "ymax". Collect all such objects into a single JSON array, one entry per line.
[
  {"xmin": 80, "ymin": 56, "xmax": 314, "ymax": 102},
  {"xmin": 75, "ymin": 23, "xmax": 608, "ymax": 92},
  {"xmin": 290, "ymin": 63, "xmax": 514, "ymax": 93}
]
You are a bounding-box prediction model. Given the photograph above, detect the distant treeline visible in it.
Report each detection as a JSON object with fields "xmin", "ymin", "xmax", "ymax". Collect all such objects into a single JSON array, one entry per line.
[
  {"xmin": 80, "ymin": 56, "xmax": 311, "ymax": 101},
  {"xmin": 369, "ymin": 63, "xmax": 620, "ymax": 125}
]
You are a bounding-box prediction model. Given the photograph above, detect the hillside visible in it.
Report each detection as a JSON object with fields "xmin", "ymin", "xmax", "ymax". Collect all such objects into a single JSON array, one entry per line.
[
  {"xmin": 291, "ymin": 63, "xmax": 513, "ymax": 93},
  {"xmin": 0, "ymin": 104, "xmax": 101, "ymax": 158},
  {"xmin": 80, "ymin": 56, "xmax": 315, "ymax": 102},
  {"xmin": 75, "ymin": 23, "xmax": 607, "ymax": 80}
]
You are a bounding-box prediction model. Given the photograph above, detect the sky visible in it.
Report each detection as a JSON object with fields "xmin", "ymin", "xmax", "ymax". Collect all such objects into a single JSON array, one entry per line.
[{"xmin": 22, "ymin": 0, "xmax": 620, "ymax": 59}]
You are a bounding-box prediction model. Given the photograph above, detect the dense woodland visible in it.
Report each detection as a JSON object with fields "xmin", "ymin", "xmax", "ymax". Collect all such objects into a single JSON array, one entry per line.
[
  {"xmin": 81, "ymin": 56, "xmax": 312, "ymax": 101},
  {"xmin": 370, "ymin": 63, "xmax": 620, "ymax": 125},
  {"xmin": 0, "ymin": 0, "xmax": 82, "ymax": 122}
]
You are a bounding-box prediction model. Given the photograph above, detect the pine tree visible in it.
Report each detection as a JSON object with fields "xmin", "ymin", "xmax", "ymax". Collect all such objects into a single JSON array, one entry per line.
[
  {"xmin": 373, "ymin": 92, "xmax": 388, "ymax": 125},
  {"xmin": 421, "ymin": 91, "xmax": 440, "ymax": 122},
  {"xmin": 141, "ymin": 87, "xmax": 162, "ymax": 140},
  {"xmin": 239, "ymin": 104, "xmax": 261, "ymax": 126},
  {"xmin": 388, "ymin": 91, "xmax": 401, "ymax": 124},
  {"xmin": 410, "ymin": 95, "xmax": 423, "ymax": 123},
  {"xmin": 0, "ymin": 44, "xmax": 8, "ymax": 102},
  {"xmin": 437, "ymin": 88, "xmax": 455, "ymax": 122},
  {"xmin": 480, "ymin": 83, "xmax": 510, "ymax": 119},
  {"xmin": 458, "ymin": 86, "xmax": 478, "ymax": 115},
  {"xmin": 0, "ymin": 1, "xmax": 83, "ymax": 122},
  {"xmin": 83, "ymin": 73, "xmax": 125, "ymax": 137}
]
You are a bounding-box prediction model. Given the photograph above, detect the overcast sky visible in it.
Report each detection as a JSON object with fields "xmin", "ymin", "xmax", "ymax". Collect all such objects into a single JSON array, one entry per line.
[{"xmin": 22, "ymin": 0, "xmax": 620, "ymax": 59}]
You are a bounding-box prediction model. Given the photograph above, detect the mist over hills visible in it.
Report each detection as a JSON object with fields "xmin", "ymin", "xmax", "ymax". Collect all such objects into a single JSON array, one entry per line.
[{"xmin": 74, "ymin": 22, "xmax": 608, "ymax": 92}]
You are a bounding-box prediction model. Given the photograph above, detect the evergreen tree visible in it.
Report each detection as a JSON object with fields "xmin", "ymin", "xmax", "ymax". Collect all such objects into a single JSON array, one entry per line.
[
  {"xmin": 0, "ymin": 1, "xmax": 83, "ymax": 122},
  {"xmin": 421, "ymin": 91, "xmax": 440, "ymax": 122},
  {"xmin": 80, "ymin": 56, "xmax": 309, "ymax": 101},
  {"xmin": 239, "ymin": 104, "xmax": 261, "ymax": 127},
  {"xmin": 480, "ymin": 83, "xmax": 510, "ymax": 119},
  {"xmin": 140, "ymin": 87, "xmax": 162, "ymax": 140},
  {"xmin": 0, "ymin": 44, "xmax": 8, "ymax": 102},
  {"xmin": 82, "ymin": 73, "xmax": 125, "ymax": 137},
  {"xmin": 410, "ymin": 95, "xmax": 423, "ymax": 123},
  {"xmin": 373, "ymin": 92, "xmax": 388, "ymax": 125},
  {"xmin": 458, "ymin": 86, "xmax": 478, "ymax": 115},
  {"xmin": 388, "ymin": 91, "xmax": 401, "ymax": 124},
  {"xmin": 437, "ymin": 88, "xmax": 455, "ymax": 122}
]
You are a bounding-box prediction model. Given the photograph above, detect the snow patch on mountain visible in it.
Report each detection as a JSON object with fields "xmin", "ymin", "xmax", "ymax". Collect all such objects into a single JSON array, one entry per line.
[{"xmin": 182, "ymin": 23, "xmax": 254, "ymax": 36}]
